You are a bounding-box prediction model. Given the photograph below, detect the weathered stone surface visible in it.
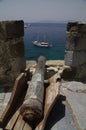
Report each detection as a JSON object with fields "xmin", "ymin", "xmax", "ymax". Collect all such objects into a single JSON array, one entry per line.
[
  {"xmin": 0, "ymin": 88, "xmax": 5, "ymax": 101},
  {"xmin": 65, "ymin": 22, "xmax": 86, "ymax": 80},
  {"xmin": 45, "ymin": 95, "xmax": 77, "ymax": 130},
  {"xmin": 0, "ymin": 20, "xmax": 26, "ymax": 84},
  {"xmin": 62, "ymin": 81, "xmax": 86, "ymax": 92},
  {"xmin": 67, "ymin": 22, "xmax": 78, "ymax": 32},
  {"xmin": 75, "ymin": 63, "xmax": 86, "ymax": 80},
  {"xmin": 0, "ymin": 38, "xmax": 24, "ymax": 58},
  {"xmin": 0, "ymin": 58, "xmax": 26, "ymax": 83},
  {"xmin": 67, "ymin": 22, "xmax": 86, "ymax": 33},
  {"xmin": 65, "ymin": 22, "xmax": 86, "ymax": 63},
  {"xmin": 66, "ymin": 32, "xmax": 86, "ymax": 51},
  {"xmin": 10, "ymin": 57, "xmax": 26, "ymax": 81},
  {"xmin": 9, "ymin": 38, "xmax": 24, "ymax": 57},
  {"xmin": 0, "ymin": 40, "xmax": 26, "ymax": 83},
  {"xmin": 62, "ymin": 87, "xmax": 86, "ymax": 130},
  {"xmin": 64, "ymin": 51, "xmax": 73, "ymax": 66},
  {"xmin": 0, "ymin": 20, "xmax": 24, "ymax": 40},
  {"xmin": 62, "ymin": 66, "xmax": 76, "ymax": 80},
  {"xmin": 65, "ymin": 50, "xmax": 86, "ymax": 67}
]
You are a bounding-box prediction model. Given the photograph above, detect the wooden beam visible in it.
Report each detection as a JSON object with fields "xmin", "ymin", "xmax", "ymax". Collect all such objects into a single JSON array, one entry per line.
[
  {"xmin": 23, "ymin": 123, "xmax": 32, "ymax": 130},
  {"xmin": 13, "ymin": 115, "xmax": 25, "ymax": 130},
  {"xmin": 0, "ymin": 68, "xmax": 29, "ymax": 128},
  {"xmin": 35, "ymin": 73, "xmax": 61, "ymax": 130},
  {"xmin": 5, "ymin": 110, "xmax": 19, "ymax": 130}
]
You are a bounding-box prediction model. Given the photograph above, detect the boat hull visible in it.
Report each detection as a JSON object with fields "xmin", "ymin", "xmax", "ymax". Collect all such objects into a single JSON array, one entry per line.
[{"xmin": 33, "ymin": 41, "xmax": 51, "ymax": 47}]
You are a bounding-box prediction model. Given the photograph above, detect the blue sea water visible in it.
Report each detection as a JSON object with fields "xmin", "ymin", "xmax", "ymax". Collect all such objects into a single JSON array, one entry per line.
[{"xmin": 24, "ymin": 23, "xmax": 67, "ymax": 60}]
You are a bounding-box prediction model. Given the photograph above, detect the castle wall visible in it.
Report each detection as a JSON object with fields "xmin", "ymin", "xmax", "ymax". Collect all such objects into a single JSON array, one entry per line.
[
  {"xmin": 0, "ymin": 20, "xmax": 26, "ymax": 84},
  {"xmin": 64, "ymin": 22, "xmax": 86, "ymax": 79}
]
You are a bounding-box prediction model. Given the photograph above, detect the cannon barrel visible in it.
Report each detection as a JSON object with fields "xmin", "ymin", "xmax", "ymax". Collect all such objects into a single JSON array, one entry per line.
[{"xmin": 20, "ymin": 56, "xmax": 46, "ymax": 126}]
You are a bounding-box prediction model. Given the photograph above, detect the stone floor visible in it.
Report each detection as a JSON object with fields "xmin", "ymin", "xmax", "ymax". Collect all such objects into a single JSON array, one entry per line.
[
  {"xmin": 0, "ymin": 86, "xmax": 12, "ymax": 118},
  {"xmin": 45, "ymin": 94, "xmax": 77, "ymax": 130},
  {"xmin": 61, "ymin": 81, "xmax": 86, "ymax": 130}
]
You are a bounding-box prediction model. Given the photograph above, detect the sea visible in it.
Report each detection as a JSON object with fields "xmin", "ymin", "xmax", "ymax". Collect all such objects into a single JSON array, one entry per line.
[{"xmin": 24, "ymin": 23, "xmax": 67, "ymax": 61}]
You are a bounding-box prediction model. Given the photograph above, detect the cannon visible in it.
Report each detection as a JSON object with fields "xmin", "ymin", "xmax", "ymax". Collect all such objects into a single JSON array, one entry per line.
[
  {"xmin": 0, "ymin": 56, "xmax": 60, "ymax": 130},
  {"xmin": 20, "ymin": 56, "xmax": 46, "ymax": 126}
]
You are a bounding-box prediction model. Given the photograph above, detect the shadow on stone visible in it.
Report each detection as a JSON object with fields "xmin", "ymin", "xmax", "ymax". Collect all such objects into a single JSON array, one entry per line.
[
  {"xmin": 61, "ymin": 67, "xmax": 86, "ymax": 83},
  {"xmin": 45, "ymin": 95, "xmax": 66, "ymax": 130},
  {"xmin": 61, "ymin": 67, "xmax": 76, "ymax": 81}
]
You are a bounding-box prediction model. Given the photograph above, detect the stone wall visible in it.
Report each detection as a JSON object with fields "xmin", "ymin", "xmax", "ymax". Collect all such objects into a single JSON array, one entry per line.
[
  {"xmin": 0, "ymin": 20, "xmax": 26, "ymax": 84},
  {"xmin": 64, "ymin": 22, "xmax": 86, "ymax": 80}
]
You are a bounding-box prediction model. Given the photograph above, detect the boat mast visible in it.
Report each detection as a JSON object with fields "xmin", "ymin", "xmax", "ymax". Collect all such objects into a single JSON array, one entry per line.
[{"xmin": 37, "ymin": 33, "xmax": 39, "ymax": 42}]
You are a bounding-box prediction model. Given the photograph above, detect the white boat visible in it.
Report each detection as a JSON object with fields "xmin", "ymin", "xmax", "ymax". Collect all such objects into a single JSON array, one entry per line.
[
  {"xmin": 33, "ymin": 41, "xmax": 52, "ymax": 47},
  {"xmin": 33, "ymin": 34, "xmax": 52, "ymax": 47},
  {"xmin": 24, "ymin": 23, "xmax": 31, "ymax": 28}
]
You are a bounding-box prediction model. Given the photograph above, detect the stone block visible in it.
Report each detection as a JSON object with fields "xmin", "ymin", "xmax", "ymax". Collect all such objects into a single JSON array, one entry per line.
[
  {"xmin": 75, "ymin": 63, "xmax": 86, "ymax": 79},
  {"xmin": 67, "ymin": 22, "xmax": 86, "ymax": 33},
  {"xmin": 64, "ymin": 51, "xmax": 73, "ymax": 66},
  {"xmin": 0, "ymin": 36, "xmax": 26, "ymax": 84},
  {"xmin": 11, "ymin": 57, "xmax": 26, "ymax": 72},
  {"xmin": 0, "ymin": 38, "xmax": 24, "ymax": 59},
  {"xmin": 9, "ymin": 57, "xmax": 26, "ymax": 82},
  {"xmin": 0, "ymin": 20, "xmax": 24, "ymax": 40},
  {"xmin": 78, "ymin": 22, "xmax": 86, "ymax": 33},
  {"xmin": 0, "ymin": 21, "xmax": 25, "ymax": 85},
  {"xmin": 9, "ymin": 38, "xmax": 24, "ymax": 57},
  {"xmin": 62, "ymin": 66, "xmax": 76, "ymax": 80},
  {"xmin": 64, "ymin": 51, "xmax": 86, "ymax": 67},
  {"xmin": 67, "ymin": 22, "xmax": 78, "ymax": 32},
  {"xmin": 0, "ymin": 57, "xmax": 26, "ymax": 83},
  {"xmin": 66, "ymin": 32, "xmax": 86, "ymax": 51}
]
